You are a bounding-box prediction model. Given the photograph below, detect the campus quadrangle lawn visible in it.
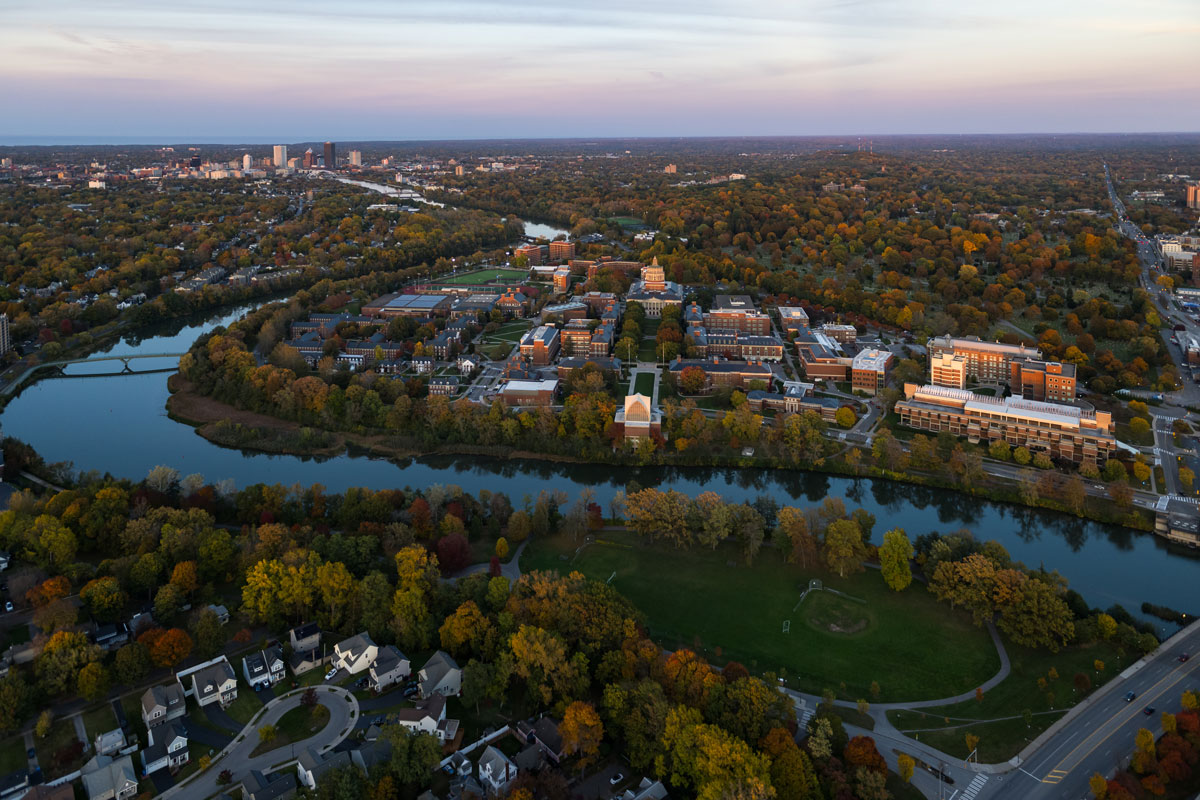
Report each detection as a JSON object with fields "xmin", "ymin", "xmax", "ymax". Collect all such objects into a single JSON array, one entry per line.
[
  {"xmin": 522, "ymin": 533, "xmax": 999, "ymax": 702},
  {"xmin": 439, "ymin": 269, "xmax": 529, "ymax": 285},
  {"xmin": 633, "ymin": 372, "xmax": 656, "ymax": 396}
]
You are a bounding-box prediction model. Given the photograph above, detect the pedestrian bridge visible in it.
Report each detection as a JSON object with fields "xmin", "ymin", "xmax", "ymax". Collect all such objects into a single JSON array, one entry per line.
[{"xmin": 0, "ymin": 352, "xmax": 186, "ymax": 395}]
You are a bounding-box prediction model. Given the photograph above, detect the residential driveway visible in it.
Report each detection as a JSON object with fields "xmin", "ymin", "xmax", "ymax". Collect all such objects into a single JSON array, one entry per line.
[
  {"xmin": 199, "ymin": 704, "xmax": 241, "ymax": 734},
  {"xmin": 149, "ymin": 769, "xmax": 175, "ymax": 794},
  {"xmin": 157, "ymin": 686, "xmax": 359, "ymax": 800},
  {"xmin": 357, "ymin": 690, "xmax": 413, "ymax": 712},
  {"xmin": 254, "ymin": 685, "xmax": 275, "ymax": 703},
  {"xmin": 183, "ymin": 716, "xmax": 232, "ymax": 750},
  {"xmin": 573, "ymin": 763, "xmax": 631, "ymax": 800}
]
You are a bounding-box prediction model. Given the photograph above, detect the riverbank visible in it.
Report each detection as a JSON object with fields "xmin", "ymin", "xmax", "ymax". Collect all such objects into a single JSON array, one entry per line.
[{"xmin": 166, "ymin": 377, "xmax": 1155, "ymax": 534}]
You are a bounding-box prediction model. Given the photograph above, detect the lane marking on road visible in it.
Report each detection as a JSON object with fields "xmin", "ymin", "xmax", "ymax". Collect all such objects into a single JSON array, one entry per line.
[
  {"xmin": 1042, "ymin": 657, "xmax": 1197, "ymax": 782},
  {"xmin": 1041, "ymin": 769, "xmax": 1067, "ymax": 785},
  {"xmin": 960, "ymin": 774, "xmax": 988, "ymax": 800}
]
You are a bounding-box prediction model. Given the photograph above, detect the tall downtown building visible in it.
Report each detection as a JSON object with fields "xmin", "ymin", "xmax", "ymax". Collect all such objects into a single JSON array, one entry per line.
[
  {"xmin": 323, "ymin": 142, "xmax": 336, "ymax": 169},
  {"xmin": 273, "ymin": 145, "xmax": 288, "ymax": 169}
]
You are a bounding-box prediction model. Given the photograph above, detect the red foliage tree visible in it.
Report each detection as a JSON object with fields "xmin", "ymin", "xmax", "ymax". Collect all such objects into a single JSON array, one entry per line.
[
  {"xmin": 436, "ymin": 534, "xmax": 472, "ymax": 574},
  {"xmin": 722, "ymin": 661, "xmax": 750, "ymax": 683},
  {"xmin": 146, "ymin": 628, "xmax": 193, "ymax": 668},
  {"xmin": 488, "ymin": 556, "xmax": 501, "ymax": 577},
  {"xmin": 409, "ymin": 498, "xmax": 432, "ymax": 535},
  {"xmin": 843, "ymin": 736, "xmax": 887, "ymax": 774}
]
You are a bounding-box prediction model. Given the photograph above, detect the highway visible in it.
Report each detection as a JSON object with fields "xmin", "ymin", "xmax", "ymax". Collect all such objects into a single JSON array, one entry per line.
[{"xmin": 981, "ymin": 622, "xmax": 1200, "ymax": 800}]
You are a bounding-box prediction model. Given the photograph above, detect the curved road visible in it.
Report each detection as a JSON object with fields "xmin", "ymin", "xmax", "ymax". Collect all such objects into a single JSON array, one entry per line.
[{"xmin": 157, "ymin": 685, "xmax": 359, "ymax": 800}]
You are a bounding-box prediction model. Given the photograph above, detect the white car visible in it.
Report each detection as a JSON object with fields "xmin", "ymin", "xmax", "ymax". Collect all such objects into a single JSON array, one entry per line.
[{"xmin": 324, "ymin": 666, "xmax": 340, "ymax": 681}]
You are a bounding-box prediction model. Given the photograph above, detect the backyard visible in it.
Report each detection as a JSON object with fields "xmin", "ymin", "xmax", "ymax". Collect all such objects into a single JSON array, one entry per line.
[{"xmin": 520, "ymin": 531, "xmax": 1000, "ymax": 702}]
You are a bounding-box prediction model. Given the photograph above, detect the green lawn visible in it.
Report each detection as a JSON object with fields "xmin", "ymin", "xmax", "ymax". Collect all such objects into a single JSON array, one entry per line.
[
  {"xmin": 224, "ymin": 692, "xmax": 265, "ymax": 727},
  {"xmin": 250, "ymin": 705, "xmax": 330, "ymax": 758},
  {"xmin": 521, "ymin": 532, "xmax": 999, "ymax": 702},
  {"xmin": 637, "ymin": 338, "xmax": 659, "ymax": 362},
  {"xmin": 0, "ymin": 736, "xmax": 26, "ymax": 775},
  {"xmin": 81, "ymin": 705, "xmax": 117, "ymax": 742},
  {"xmin": 35, "ymin": 719, "xmax": 85, "ymax": 779},
  {"xmin": 886, "ymin": 639, "xmax": 1132, "ymax": 761},
  {"xmin": 439, "ymin": 269, "xmax": 529, "ymax": 285},
  {"xmin": 633, "ymin": 372, "xmax": 656, "ymax": 396}
]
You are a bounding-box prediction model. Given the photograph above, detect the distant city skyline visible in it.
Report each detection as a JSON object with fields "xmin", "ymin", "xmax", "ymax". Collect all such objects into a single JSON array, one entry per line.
[{"xmin": 2, "ymin": 0, "xmax": 1198, "ymax": 143}]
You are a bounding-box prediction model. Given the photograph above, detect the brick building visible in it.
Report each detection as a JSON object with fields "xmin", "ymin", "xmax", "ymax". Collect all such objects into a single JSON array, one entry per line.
[
  {"xmin": 850, "ymin": 349, "xmax": 894, "ymax": 395},
  {"xmin": 519, "ymin": 325, "xmax": 560, "ymax": 365},
  {"xmin": 926, "ymin": 335, "xmax": 1039, "ymax": 383},
  {"xmin": 1010, "ymin": 359, "xmax": 1077, "ymax": 403}
]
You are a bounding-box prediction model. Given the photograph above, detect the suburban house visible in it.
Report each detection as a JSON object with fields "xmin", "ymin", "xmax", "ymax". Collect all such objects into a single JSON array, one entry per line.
[
  {"xmin": 207, "ymin": 604, "xmax": 230, "ymax": 625},
  {"xmin": 296, "ymin": 747, "xmax": 352, "ymax": 790},
  {"xmin": 527, "ymin": 717, "xmax": 564, "ymax": 764},
  {"xmin": 333, "ymin": 632, "xmax": 378, "ymax": 674},
  {"xmin": 620, "ymin": 778, "xmax": 670, "ymax": 800},
  {"xmin": 243, "ymin": 650, "xmax": 271, "ymax": 689},
  {"xmin": 141, "ymin": 722, "xmax": 189, "ymax": 775},
  {"xmin": 81, "ymin": 754, "xmax": 138, "ymax": 800},
  {"xmin": 141, "ymin": 683, "xmax": 186, "ymax": 729},
  {"xmin": 350, "ymin": 740, "xmax": 392, "ymax": 774},
  {"xmin": 242, "ymin": 769, "xmax": 297, "ymax": 800},
  {"xmin": 391, "ymin": 695, "xmax": 459, "ymax": 743},
  {"xmin": 263, "ymin": 644, "xmax": 286, "ymax": 684},
  {"xmin": 93, "ymin": 623, "xmax": 129, "ymax": 652},
  {"xmin": 418, "ymin": 650, "xmax": 462, "ymax": 698},
  {"xmin": 477, "ymin": 745, "xmax": 517, "ymax": 795},
  {"xmin": 369, "ymin": 645, "xmax": 410, "ymax": 693},
  {"xmin": 93, "ymin": 728, "xmax": 127, "ymax": 757},
  {"xmin": 288, "ymin": 623, "xmax": 323, "ymax": 675},
  {"xmin": 179, "ymin": 656, "xmax": 238, "ymax": 709}
]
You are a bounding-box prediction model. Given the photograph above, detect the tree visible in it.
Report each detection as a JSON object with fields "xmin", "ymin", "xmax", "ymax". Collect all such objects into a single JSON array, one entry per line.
[
  {"xmin": 560, "ymin": 701, "xmax": 604, "ymax": 770},
  {"xmin": 964, "ymin": 732, "xmax": 980, "ymax": 755},
  {"xmin": 879, "ymin": 528, "xmax": 913, "ymax": 591},
  {"xmin": 36, "ymin": 630, "xmax": 100, "ymax": 696},
  {"xmin": 79, "ymin": 577, "xmax": 128, "ymax": 623},
  {"xmin": 35, "ymin": 710, "xmax": 52, "ymax": 739},
  {"xmin": 439, "ymin": 601, "xmax": 494, "ymax": 660},
  {"xmin": 170, "ymin": 561, "xmax": 200, "ymax": 595},
  {"xmin": 258, "ymin": 724, "xmax": 277, "ymax": 743},
  {"xmin": 436, "ymin": 533, "xmax": 472, "ymax": 574},
  {"xmin": 997, "ymin": 579, "xmax": 1076, "ymax": 652},
  {"xmin": 823, "ymin": 518, "xmax": 866, "ymax": 578},
  {"xmin": 114, "ymin": 643, "xmax": 151, "ymax": 685},
  {"xmin": 679, "ymin": 366, "xmax": 707, "ymax": 395},
  {"xmin": 302, "ymin": 687, "xmax": 318, "ymax": 708},
  {"xmin": 1097, "ymin": 613, "xmax": 1117, "ymax": 639},
  {"xmin": 1088, "ymin": 774, "xmax": 1107, "ymax": 800},
  {"xmin": 0, "ymin": 675, "xmax": 34, "ymax": 733},
  {"xmin": 898, "ymin": 752, "xmax": 915, "ymax": 783},
  {"xmin": 495, "ymin": 537, "xmax": 509, "ymax": 559},
  {"xmin": 190, "ymin": 608, "xmax": 225, "ymax": 658},
  {"xmin": 835, "ymin": 406, "xmax": 857, "ymax": 429},
  {"xmin": 143, "ymin": 628, "xmax": 193, "ymax": 668},
  {"xmin": 77, "ymin": 662, "xmax": 110, "ymax": 702},
  {"xmin": 844, "ymin": 736, "xmax": 887, "ymax": 773}
]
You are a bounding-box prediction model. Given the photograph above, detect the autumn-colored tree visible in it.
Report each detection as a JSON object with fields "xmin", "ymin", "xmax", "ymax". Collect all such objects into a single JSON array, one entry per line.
[
  {"xmin": 878, "ymin": 528, "xmax": 913, "ymax": 591},
  {"xmin": 560, "ymin": 701, "xmax": 604, "ymax": 770},
  {"xmin": 143, "ymin": 628, "xmax": 193, "ymax": 668},
  {"xmin": 823, "ymin": 518, "xmax": 867, "ymax": 578},
  {"xmin": 898, "ymin": 753, "xmax": 915, "ymax": 783},
  {"xmin": 1132, "ymin": 727, "xmax": 1156, "ymax": 774},
  {"xmin": 26, "ymin": 576, "xmax": 70, "ymax": 608},
  {"xmin": 77, "ymin": 662, "xmax": 110, "ymax": 702},
  {"xmin": 1089, "ymin": 773, "xmax": 1107, "ymax": 799},
  {"xmin": 495, "ymin": 537, "xmax": 509, "ymax": 559},
  {"xmin": 170, "ymin": 561, "xmax": 200, "ymax": 595},
  {"xmin": 964, "ymin": 732, "xmax": 980, "ymax": 755},
  {"xmin": 439, "ymin": 601, "xmax": 495, "ymax": 660},
  {"xmin": 844, "ymin": 735, "xmax": 887, "ymax": 773}
]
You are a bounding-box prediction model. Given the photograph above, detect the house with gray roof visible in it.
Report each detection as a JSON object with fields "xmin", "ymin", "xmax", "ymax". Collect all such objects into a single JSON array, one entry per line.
[
  {"xmin": 141, "ymin": 721, "xmax": 188, "ymax": 775},
  {"xmin": 296, "ymin": 747, "xmax": 351, "ymax": 790},
  {"xmin": 333, "ymin": 632, "xmax": 377, "ymax": 674},
  {"xmin": 81, "ymin": 754, "xmax": 138, "ymax": 800},
  {"xmin": 141, "ymin": 683, "xmax": 186, "ymax": 729},
  {"xmin": 368, "ymin": 645, "xmax": 410, "ymax": 693},
  {"xmin": 418, "ymin": 650, "xmax": 461, "ymax": 698},
  {"xmin": 242, "ymin": 769, "xmax": 296, "ymax": 800}
]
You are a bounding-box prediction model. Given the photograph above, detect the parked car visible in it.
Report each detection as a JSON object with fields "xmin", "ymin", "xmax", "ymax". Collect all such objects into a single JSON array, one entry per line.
[
  {"xmin": 3, "ymin": 601, "xmax": 11, "ymax": 613},
  {"xmin": 324, "ymin": 666, "xmax": 340, "ymax": 681},
  {"xmin": 609, "ymin": 773, "xmax": 624, "ymax": 786}
]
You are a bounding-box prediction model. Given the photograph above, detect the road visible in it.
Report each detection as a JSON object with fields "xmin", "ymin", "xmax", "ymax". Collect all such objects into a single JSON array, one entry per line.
[
  {"xmin": 157, "ymin": 685, "xmax": 358, "ymax": 800},
  {"xmin": 980, "ymin": 622, "xmax": 1200, "ymax": 800}
]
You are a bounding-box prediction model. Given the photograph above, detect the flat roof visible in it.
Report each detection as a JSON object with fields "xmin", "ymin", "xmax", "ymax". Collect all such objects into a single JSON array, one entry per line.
[
  {"xmin": 382, "ymin": 294, "xmax": 449, "ymax": 310},
  {"xmin": 852, "ymin": 349, "xmax": 892, "ymax": 371},
  {"xmin": 502, "ymin": 379, "xmax": 558, "ymax": 392},
  {"xmin": 713, "ymin": 294, "xmax": 756, "ymax": 310},
  {"xmin": 928, "ymin": 334, "xmax": 1036, "ymax": 356}
]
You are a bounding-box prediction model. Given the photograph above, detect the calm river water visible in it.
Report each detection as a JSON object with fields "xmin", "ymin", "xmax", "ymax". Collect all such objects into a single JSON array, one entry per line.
[{"xmin": 3, "ymin": 302, "xmax": 1197, "ymax": 628}]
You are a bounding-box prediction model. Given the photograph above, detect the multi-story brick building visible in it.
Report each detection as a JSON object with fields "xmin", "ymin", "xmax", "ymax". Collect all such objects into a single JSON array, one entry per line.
[
  {"xmin": 851, "ymin": 349, "xmax": 894, "ymax": 395},
  {"xmin": 667, "ymin": 357, "xmax": 774, "ymax": 390},
  {"xmin": 895, "ymin": 384, "xmax": 1116, "ymax": 466},
  {"xmin": 926, "ymin": 335, "xmax": 1039, "ymax": 383},
  {"xmin": 552, "ymin": 267, "xmax": 571, "ymax": 294},
  {"xmin": 515, "ymin": 244, "xmax": 544, "ymax": 266},
  {"xmin": 692, "ymin": 296, "xmax": 773, "ymax": 335},
  {"xmin": 496, "ymin": 289, "xmax": 529, "ymax": 316},
  {"xmin": 794, "ymin": 329, "xmax": 849, "ymax": 380},
  {"xmin": 626, "ymin": 258, "xmax": 682, "ymax": 318},
  {"xmin": 519, "ymin": 325, "xmax": 560, "ymax": 365},
  {"xmin": 777, "ymin": 307, "xmax": 810, "ymax": 333},
  {"xmin": 930, "ymin": 352, "xmax": 968, "ymax": 389},
  {"xmin": 549, "ymin": 241, "xmax": 575, "ymax": 262},
  {"xmin": 1010, "ymin": 359, "xmax": 1077, "ymax": 403},
  {"xmin": 499, "ymin": 379, "xmax": 558, "ymax": 406},
  {"xmin": 559, "ymin": 319, "xmax": 595, "ymax": 357},
  {"xmin": 819, "ymin": 324, "xmax": 857, "ymax": 344}
]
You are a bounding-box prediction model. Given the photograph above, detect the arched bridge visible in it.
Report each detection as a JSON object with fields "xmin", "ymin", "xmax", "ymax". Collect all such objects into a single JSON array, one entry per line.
[{"xmin": 1, "ymin": 352, "xmax": 187, "ymax": 395}]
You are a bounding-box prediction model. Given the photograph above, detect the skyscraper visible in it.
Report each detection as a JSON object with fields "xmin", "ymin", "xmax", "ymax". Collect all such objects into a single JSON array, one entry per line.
[
  {"xmin": 323, "ymin": 142, "xmax": 336, "ymax": 169},
  {"xmin": 0, "ymin": 313, "xmax": 10, "ymax": 356},
  {"xmin": 348, "ymin": 150, "xmax": 362, "ymax": 167},
  {"xmin": 303, "ymin": 149, "xmax": 315, "ymax": 168},
  {"xmin": 242, "ymin": 153, "xmax": 252, "ymax": 171},
  {"xmin": 273, "ymin": 145, "xmax": 288, "ymax": 169}
]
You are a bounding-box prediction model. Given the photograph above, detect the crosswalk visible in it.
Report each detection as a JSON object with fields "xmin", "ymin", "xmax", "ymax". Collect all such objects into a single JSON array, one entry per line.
[
  {"xmin": 798, "ymin": 703, "xmax": 814, "ymax": 731},
  {"xmin": 960, "ymin": 774, "xmax": 988, "ymax": 798},
  {"xmin": 1042, "ymin": 769, "xmax": 1067, "ymax": 785}
]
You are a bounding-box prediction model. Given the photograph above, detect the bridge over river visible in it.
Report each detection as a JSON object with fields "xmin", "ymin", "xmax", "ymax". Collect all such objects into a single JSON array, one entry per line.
[{"xmin": 0, "ymin": 352, "xmax": 186, "ymax": 396}]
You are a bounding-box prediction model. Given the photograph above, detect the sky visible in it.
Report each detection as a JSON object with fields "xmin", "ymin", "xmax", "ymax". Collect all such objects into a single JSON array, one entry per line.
[{"xmin": 1, "ymin": 0, "xmax": 1198, "ymax": 143}]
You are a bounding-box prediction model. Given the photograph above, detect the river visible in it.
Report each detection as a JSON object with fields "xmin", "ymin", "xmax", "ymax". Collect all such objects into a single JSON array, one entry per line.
[{"xmin": 2, "ymin": 302, "xmax": 1198, "ymax": 629}]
